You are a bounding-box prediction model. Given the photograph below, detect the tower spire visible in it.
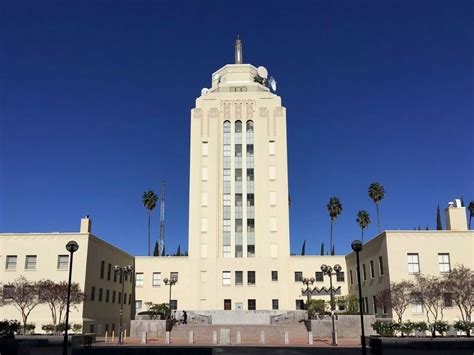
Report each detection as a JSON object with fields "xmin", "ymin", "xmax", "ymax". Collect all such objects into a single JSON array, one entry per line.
[{"xmin": 235, "ymin": 36, "xmax": 243, "ymax": 64}]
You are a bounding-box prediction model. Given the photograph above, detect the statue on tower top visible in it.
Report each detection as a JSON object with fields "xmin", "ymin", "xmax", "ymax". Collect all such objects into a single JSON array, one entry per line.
[{"xmin": 235, "ymin": 36, "xmax": 243, "ymax": 64}]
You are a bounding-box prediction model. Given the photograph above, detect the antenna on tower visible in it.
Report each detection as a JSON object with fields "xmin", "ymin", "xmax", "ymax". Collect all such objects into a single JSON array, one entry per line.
[
  {"xmin": 159, "ymin": 181, "xmax": 165, "ymax": 256},
  {"xmin": 235, "ymin": 36, "xmax": 243, "ymax": 64}
]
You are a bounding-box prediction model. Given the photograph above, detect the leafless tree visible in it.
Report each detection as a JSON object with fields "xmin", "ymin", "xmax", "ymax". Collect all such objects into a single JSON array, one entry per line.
[
  {"xmin": 376, "ymin": 281, "xmax": 414, "ymax": 326},
  {"xmin": 414, "ymin": 274, "xmax": 448, "ymax": 336},
  {"xmin": 38, "ymin": 280, "xmax": 85, "ymax": 331},
  {"xmin": 2, "ymin": 277, "xmax": 43, "ymax": 334},
  {"xmin": 443, "ymin": 265, "xmax": 473, "ymax": 336}
]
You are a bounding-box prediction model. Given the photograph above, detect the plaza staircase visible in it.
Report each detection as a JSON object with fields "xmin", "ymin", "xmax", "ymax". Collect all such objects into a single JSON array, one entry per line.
[{"xmin": 169, "ymin": 321, "xmax": 309, "ymax": 345}]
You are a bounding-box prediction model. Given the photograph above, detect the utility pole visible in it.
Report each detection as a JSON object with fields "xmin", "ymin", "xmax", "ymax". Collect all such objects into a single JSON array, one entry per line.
[{"xmin": 159, "ymin": 181, "xmax": 165, "ymax": 256}]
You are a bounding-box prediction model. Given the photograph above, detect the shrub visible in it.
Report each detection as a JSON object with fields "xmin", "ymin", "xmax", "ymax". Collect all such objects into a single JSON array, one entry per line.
[
  {"xmin": 25, "ymin": 323, "xmax": 36, "ymax": 334},
  {"xmin": 432, "ymin": 321, "xmax": 450, "ymax": 335},
  {"xmin": 72, "ymin": 324, "xmax": 82, "ymax": 334},
  {"xmin": 413, "ymin": 321, "xmax": 428, "ymax": 333},
  {"xmin": 372, "ymin": 320, "xmax": 400, "ymax": 337},
  {"xmin": 400, "ymin": 321, "xmax": 416, "ymax": 336},
  {"xmin": 55, "ymin": 323, "xmax": 71, "ymax": 333},
  {"xmin": 41, "ymin": 324, "xmax": 56, "ymax": 334},
  {"xmin": 453, "ymin": 320, "xmax": 473, "ymax": 335},
  {"xmin": 0, "ymin": 320, "xmax": 21, "ymax": 338},
  {"xmin": 307, "ymin": 299, "xmax": 326, "ymax": 319}
]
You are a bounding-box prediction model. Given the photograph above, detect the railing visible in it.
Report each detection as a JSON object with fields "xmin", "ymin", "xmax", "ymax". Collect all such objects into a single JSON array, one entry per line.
[
  {"xmin": 270, "ymin": 310, "xmax": 307, "ymax": 324},
  {"xmin": 188, "ymin": 311, "xmax": 212, "ymax": 324}
]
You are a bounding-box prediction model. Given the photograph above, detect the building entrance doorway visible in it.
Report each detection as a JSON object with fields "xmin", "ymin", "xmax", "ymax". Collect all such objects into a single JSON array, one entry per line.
[{"xmin": 224, "ymin": 299, "xmax": 232, "ymax": 310}]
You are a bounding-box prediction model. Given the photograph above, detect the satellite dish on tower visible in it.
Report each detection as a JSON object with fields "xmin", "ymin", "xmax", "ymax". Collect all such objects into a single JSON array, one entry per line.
[
  {"xmin": 269, "ymin": 76, "xmax": 277, "ymax": 91},
  {"xmin": 257, "ymin": 66, "xmax": 268, "ymax": 79},
  {"xmin": 201, "ymin": 88, "xmax": 209, "ymax": 96}
]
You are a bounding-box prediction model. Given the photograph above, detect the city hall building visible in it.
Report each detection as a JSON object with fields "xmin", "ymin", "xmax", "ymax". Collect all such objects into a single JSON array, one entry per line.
[{"xmin": 1, "ymin": 42, "xmax": 473, "ymax": 335}]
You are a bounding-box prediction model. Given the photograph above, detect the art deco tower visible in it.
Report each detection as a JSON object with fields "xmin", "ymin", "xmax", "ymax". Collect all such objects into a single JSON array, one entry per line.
[{"xmin": 188, "ymin": 39, "xmax": 290, "ymax": 263}]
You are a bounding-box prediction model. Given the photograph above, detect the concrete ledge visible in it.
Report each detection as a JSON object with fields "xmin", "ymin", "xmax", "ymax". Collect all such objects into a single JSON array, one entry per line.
[
  {"xmin": 369, "ymin": 336, "xmax": 474, "ymax": 355},
  {"xmin": 311, "ymin": 315, "xmax": 375, "ymax": 338}
]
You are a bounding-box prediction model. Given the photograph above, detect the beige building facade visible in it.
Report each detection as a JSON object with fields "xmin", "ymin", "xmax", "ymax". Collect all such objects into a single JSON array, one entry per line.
[
  {"xmin": 0, "ymin": 217, "xmax": 134, "ymax": 336},
  {"xmin": 1, "ymin": 45, "xmax": 473, "ymax": 334}
]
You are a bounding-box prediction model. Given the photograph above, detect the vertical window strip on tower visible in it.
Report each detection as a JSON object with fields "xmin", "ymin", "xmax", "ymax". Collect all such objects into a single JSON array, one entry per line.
[
  {"xmin": 246, "ymin": 120, "xmax": 255, "ymax": 257},
  {"xmin": 223, "ymin": 121, "xmax": 231, "ymax": 257},
  {"xmin": 234, "ymin": 121, "xmax": 243, "ymax": 257}
]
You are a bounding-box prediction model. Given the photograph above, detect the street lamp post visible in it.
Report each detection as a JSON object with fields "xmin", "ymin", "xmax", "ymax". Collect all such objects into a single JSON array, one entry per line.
[
  {"xmin": 114, "ymin": 265, "xmax": 134, "ymax": 345},
  {"xmin": 301, "ymin": 277, "xmax": 315, "ymax": 318},
  {"xmin": 163, "ymin": 277, "xmax": 177, "ymax": 318},
  {"xmin": 321, "ymin": 263, "xmax": 342, "ymax": 347},
  {"xmin": 63, "ymin": 240, "xmax": 79, "ymax": 355},
  {"xmin": 351, "ymin": 240, "xmax": 367, "ymax": 355}
]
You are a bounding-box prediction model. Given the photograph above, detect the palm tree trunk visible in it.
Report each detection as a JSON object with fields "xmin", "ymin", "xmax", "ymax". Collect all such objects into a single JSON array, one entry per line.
[
  {"xmin": 329, "ymin": 219, "xmax": 333, "ymax": 255},
  {"xmin": 469, "ymin": 214, "xmax": 472, "ymax": 229},
  {"xmin": 376, "ymin": 202, "xmax": 381, "ymax": 232},
  {"xmin": 361, "ymin": 228, "xmax": 364, "ymax": 243},
  {"xmin": 148, "ymin": 210, "xmax": 151, "ymax": 256}
]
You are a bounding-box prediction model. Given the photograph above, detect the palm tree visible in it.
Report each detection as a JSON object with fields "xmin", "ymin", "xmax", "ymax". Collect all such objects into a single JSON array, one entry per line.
[
  {"xmin": 368, "ymin": 182, "xmax": 385, "ymax": 233},
  {"xmin": 142, "ymin": 190, "xmax": 158, "ymax": 256},
  {"xmin": 356, "ymin": 210, "xmax": 371, "ymax": 243},
  {"xmin": 327, "ymin": 197, "xmax": 342, "ymax": 255},
  {"xmin": 468, "ymin": 201, "xmax": 474, "ymax": 229}
]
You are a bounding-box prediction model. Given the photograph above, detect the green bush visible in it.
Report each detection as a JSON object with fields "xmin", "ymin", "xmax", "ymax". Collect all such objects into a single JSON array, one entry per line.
[
  {"xmin": 372, "ymin": 320, "xmax": 400, "ymax": 337},
  {"xmin": 432, "ymin": 321, "xmax": 450, "ymax": 335},
  {"xmin": 413, "ymin": 321, "xmax": 428, "ymax": 333},
  {"xmin": 0, "ymin": 320, "xmax": 21, "ymax": 338},
  {"xmin": 72, "ymin": 324, "xmax": 82, "ymax": 334},
  {"xmin": 400, "ymin": 321, "xmax": 416, "ymax": 336},
  {"xmin": 453, "ymin": 320, "xmax": 473, "ymax": 335},
  {"xmin": 55, "ymin": 323, "xmax": 71, "ymax": 333},
  {"xmin": 307, "ymin": 299, "xmax": 326, "ymax": 319},
  {"xmin": 25, "ymin": 323, "xmax": 36, "ymax": 334},
  {"xmin": 41, "ymin": 324, "xmax": 56, "ymax": 334}
]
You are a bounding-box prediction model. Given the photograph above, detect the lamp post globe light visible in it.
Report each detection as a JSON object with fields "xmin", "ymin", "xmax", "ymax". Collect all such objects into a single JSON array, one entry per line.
[
  {"xmin": 63, "ymin": 240, "xmax": 79, "ymax": 355},
  {"xmin": 114, "ymin": 264, "xmax": 134, "ymax": 345},
  {"xmin": 320, "ymin": 263, "xmax": 342, "ymax": 347},
  {"xmin": 301, "ymin": 276, "xmax": 315, "ymax": 319},
  {"xmin": 163, "ymin": 277, "xmax": 178, "ymax": 318},
  {"xmin": 351, "ymin": 239, "xmax": 367, "ymax": 355}
]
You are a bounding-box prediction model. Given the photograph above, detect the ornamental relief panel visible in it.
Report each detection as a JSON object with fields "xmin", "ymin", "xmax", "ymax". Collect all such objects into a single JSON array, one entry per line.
[
  {"xmin": 193, "ymin": 108, "xmax": 203, "ymax": 119},
  {"xmin": 246, "ymin": 101, "xmax": 254, "ymax": 119},
  {"xmin": 223, "ymin": 102, "xmax": 231, "ymax": 120},
  {"xmin": 259, "ymin": 107, "xmax": 269, "ymax": 118},
  {"xmin": 234, "ymin": 101, "xmax": 242, "ymax": 120},
  {"xmin": 274, "ymin": 107, "xmax": 284, "ymax": 117},
  {"xmin": 209, "ymin": 107, "xmax": 219, "ymax": 119}
]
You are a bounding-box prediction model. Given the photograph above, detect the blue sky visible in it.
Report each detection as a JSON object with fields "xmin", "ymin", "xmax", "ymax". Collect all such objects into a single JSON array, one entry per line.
[{"xmin": 1, "ymin": 1, "xmax": 472, "ymax": 256}]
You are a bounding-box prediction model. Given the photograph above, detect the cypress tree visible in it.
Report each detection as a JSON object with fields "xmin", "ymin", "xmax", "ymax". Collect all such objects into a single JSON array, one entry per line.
[
  {"xmin": 436, "ymin": 205, "xmax": 443, "ymax": 230},
  {"xmin": 153, "ymin": 241, "xmax": 159, "ymax": 256},
  {"xmin": 331, "ymin": 245, "xmax": 335, "ymax": 255},
  {"xmin": 176, "ymin": 244, "xmax": 181, "ymax": 256},
  {"xmin": 320, "ymin": 242, "xmax": 324, "ymax": 256},
  {"xmin": 301, "ymin": 240, "xmax": 306, "ymax": 256}
]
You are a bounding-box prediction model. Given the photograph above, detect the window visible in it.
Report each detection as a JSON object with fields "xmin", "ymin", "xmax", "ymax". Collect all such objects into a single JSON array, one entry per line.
[
  {"xmin": 336, "ymin": 271, "xmax": 345, "ymax": 282},
  {"xmin": 202, "ymin": 142, "xmax": 208, "ymax": 156},
  {"xmin": 271, "ymin": 271, "xmax": 278, "ymax": 281},
  {"xmin": 269, "ymin": 166, "xmax": 276, "ymax": 180},
  {"xmin": 112, "ymin": 291, "xmax": 116, "ymax": 303},
  {"xmin": 269, "ymin": 191, "xmax": 277, "ymax": 205},
  {"xmin": 269, "ymin": 141, "xmax": 275, "ymax": 155},
  {"xmin": 201, "ymin": 192, "xmax": 208, "ymax": 206},
  {"xmin": 294, "ymin": 272, "xmax": 303, "ymax": 282},
  {"xmin": 270, "ymin": 218, "xmax": 277, "ymax": 232},
  {"xmin": 379, "ymin": 256, "xmax": 384, "ymax": 276},
  {"xmin": 100, "ymin": 260, "xmax": 105, "ymax": 279},
  {"xmin": 124, "ymin": 292, "xmax": 127, "ymax": 304},
  {"xmin": 201, "ymin": 218, "xmax": 208, "ymax": 232},
  {"xmin": 135, "ymin": 273, "xmax": 144, "ymax": 287},
  {"xmin": 25, "ymin": 255, "xmax": 37, "ymax": 270},
  {"xmin": 5, "ymin": 255, "xmax": 17, "ymax": 270},
  {"xmin": 364, "ymin": 297, "xmax": 369, "ymax": 314},
  {"xmin": 152, "ymin": 272, "xmax": 161, "ymax": 287},
  {"xmin": 295, "ymin": 300, "xmax": 305, "ymax": 310},
  {"xmin": 136, "ymin": 300, "xmax": 143, "ymax": 311},
  {"xmin": 222, "ymin": 271, "xmax": 231, "ymax": 286},
  {"xmin": 443, "ymin": 293, "xmax": 453, "ymax": 307},
  {"xmin": 362, "ymin": 264, "xmax": 367, "ymax": 281},
  {"xmin": 118, "ymin": 292, "xmax": 121, "ymax": 304},
  {"xmin": 438, "ymin": 253, "xmax": 450, "ymax": 273},
  {"xmin": 105, "ymin": 324, "xmax": 109, "ymax": 334},
  {"xmin": 129, "ymin": 294, "xmax": 132, "ymax": 305},
  {"xmin": 114, "ymin": 271, "xmax": 117, "ymax": 283},
  {"xmin": 107, "ymin": 263, "xmax": 111, "ymax": 281},
  {"xmin": 170, "ymin": 272, "xmax": 178, "ymax": 281},
  {"xmin": 411, "ymin": 295, "xmax": 423, "ymax": 313},
  {"xmin": 57, "ymin": 255, "xmax": 69, "ymax": 270},
  {"xmin": 202, "ymin": 167, "xmax": 208, "ymax": 181},
  {"xmin": 383, "ymin": 303, "xmax": 387, "ymax": 314},
  {"xmin": 370, "ymin": 260, "xmax": 375, "ymax": 279},
  {"xmin": 235, "ymin": 271, "xmax": 243, "ymax": 285},
  {"xmin": 170, "ymin": 300, "xmax": 177, "ymax": 310},
  {"xmin": 315, "ymin": 271, "xmax": 324, "ymax": 282},
  {"xmin": 248, "ymin": 299, "xmax": 256, "ymax": 310},
  {"xmin": 106, "ymin": 289, "xmax": 110, "ymax": 303},
  {"xmin": 91, "ymin": 287, "xmax": 96, "ymax": 301},
  {"xmin": 407, "ymin": 253, "xmax": 420, "ymax": 274},
  {"xmin": 98, "ymin": 288, "xmax": 103, "ymax": 302},
  {"xmin": 125, "ymin": 273, "xmax": 128, "ymax": 281},
  {"xmin": 224, "ymin": 299, "xmax": 232, "ymax": 310},
  {"xmin": 272, "ymin": 299, "xmax": 279, "ymax": 310},
  {"xmin": 373, "ymin": 296, "xmax": 377, "ymax": 315},
  {"xmin": 247, "ymin": 271, "xmax": 256, "ymax": 285},
  {"xmin": 350, "ymin": 270, "xmax": 353, "ymax": 285}
]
